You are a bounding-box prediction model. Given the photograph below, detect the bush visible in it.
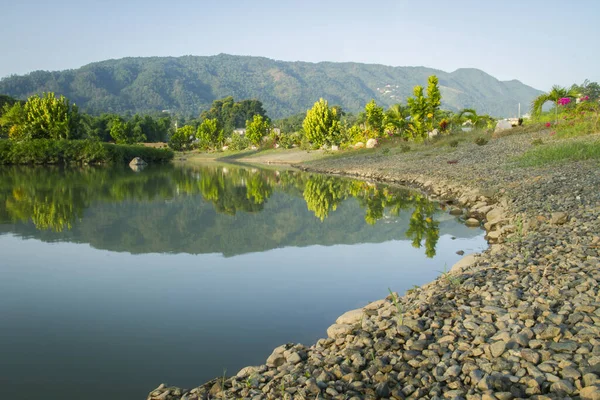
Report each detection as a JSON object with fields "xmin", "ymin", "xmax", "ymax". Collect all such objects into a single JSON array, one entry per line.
[
  {"xmin": 0, "ymin": 139, "xmax": 174, "ymax": 165},
  {"xmin": 474, "ymin": 137, "xmax": 489, "ymax": 146},
  {"xmin": 531, "ymin": 138, "xmax": 544, "ymax": 146},
  {"xmin": 449, "ymin": 140, "xmax": 459, "ymax": 148},
  {"xmin": 228, "ymin": 133, "xmax": 251, "ymax": 151},
  {"xmin": 278, "ymin": 133, "xmax": 299, "ymax": 149},
  {"xmin": 400, "ymin": 143, "xmax": 411, "ymax": 153}
]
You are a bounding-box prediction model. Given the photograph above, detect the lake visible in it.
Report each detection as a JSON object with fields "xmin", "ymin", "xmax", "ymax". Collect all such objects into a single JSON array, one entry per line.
[{"xmin": 0, "ymin": 164, "xmax": 486, "ymax": 400}]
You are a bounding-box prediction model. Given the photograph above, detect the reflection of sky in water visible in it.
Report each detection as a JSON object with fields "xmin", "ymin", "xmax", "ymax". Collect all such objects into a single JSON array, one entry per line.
[{"xmin": 0, "ymin": 230, "xmax": 486, "ymax": 400}]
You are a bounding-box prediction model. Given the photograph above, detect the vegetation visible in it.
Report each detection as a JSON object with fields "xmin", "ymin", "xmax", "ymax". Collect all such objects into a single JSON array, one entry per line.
[
  {"xmin": 0, "ymin": 54, "xmax": 542, "ymax": 119},
  {"xmin": 245, "ymin": 114, "xmax": 270, "ymax": 146},
  {"xmin": 531, "ymin": 85, "xmax": 579, "ymax": 122},
  {"xmin": 517, "ymin": 140, "xmax": 600, "ymax": 166},
  {"xmin": 302, "ymin": 99, "xmax": 341, "ymax": 147},
  {"xmin": 0, "ymin": 139, "xmax": 173, "ymax": 165}
]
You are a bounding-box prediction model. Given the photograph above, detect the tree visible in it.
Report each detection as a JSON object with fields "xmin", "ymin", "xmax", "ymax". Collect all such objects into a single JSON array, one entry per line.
[
  {"xmin": 109, "ymin": 118, "xmax": 146, "ymax": 144},
  {"xmin": 384, "ymin": 104, "xmax": 409, "ymax": 135},
  {"xmin": 302, "ymin": 98, "xmax": 341, "ymax": 147},
  {"xmin": 197, "ymin": 118, "xmax": 224, "ymax": 149},
  {"xmin": 1, "ymin": 92, "xmax": 82, "ymax": 141},
  {"xmin": 457, "ymin": 108, "xmax": 495, "ymax": 130},
  {"xmin": 571, "ymin": 80, "xmax": 600, "ymax": 102},
  {"xmin": 364, "ymin": 99, "xmax": 384, "ymax": 136},
  {"xmin": 245, "ymin": 114, "xmax": 270, "ymax": 146},
  {"xmin": 169, "ymin": 125, "xmax": 195, "ymax": 151},
  {"xmin": 406, "ymin": 86, "xmax": 428, "ymax": 141},
  {"xmin": 531, "ymin": 85, "xmax": 579, "ymax": 122},
  {"xmin": 426, "ymin": 75, "xmax": 442, "ymax": 131}
]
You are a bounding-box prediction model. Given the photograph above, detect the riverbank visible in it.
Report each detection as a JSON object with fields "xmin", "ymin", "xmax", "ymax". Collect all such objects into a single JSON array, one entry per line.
[{"xmin": 150, "ymin": 131, "xmax": 600, "ymax": 399}]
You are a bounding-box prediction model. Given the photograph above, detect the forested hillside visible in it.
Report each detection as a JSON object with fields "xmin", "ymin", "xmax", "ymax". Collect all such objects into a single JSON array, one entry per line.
[{"xmin": 0, "ymin": 54, "xmax": 542, "ymax": 118}]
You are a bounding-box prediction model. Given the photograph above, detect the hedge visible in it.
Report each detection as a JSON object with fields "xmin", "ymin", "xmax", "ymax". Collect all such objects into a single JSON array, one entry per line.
[{"xmin": 0, "ymin": 139, "xmax": 174, "ymax": 165}]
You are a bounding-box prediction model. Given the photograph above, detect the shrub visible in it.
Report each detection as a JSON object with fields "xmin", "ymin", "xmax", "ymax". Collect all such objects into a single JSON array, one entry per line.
[
  {"xmin": 531, "ymin": 138, "xmax": 544, "ymax": 146},
  {"xmin": 0, "ymin": 139, "xmax": 174, "ymax": 165},
  {"xmin": 474, "ymin": 137, "xmax": 488, "ymax": 146},
  {"xmin": 400, "ymin": 143, "xmax": 411, "ymax": 153},
  {"xmin": 228, "ymin": 133, "xmax": 251, "ymax": 151},
  {"xmin": 278, "ymin": 133, "xmax": 298, "ymax": 149},
  {"xmin": 449, "ymin": 140, "xmax": 459, "ymax": 148}
]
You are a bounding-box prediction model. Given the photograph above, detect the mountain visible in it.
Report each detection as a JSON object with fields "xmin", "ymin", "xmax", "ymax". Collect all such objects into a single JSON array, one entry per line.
[{"xmin": 0, "ymin": 54, "xmax": 542, "ymax": 119}]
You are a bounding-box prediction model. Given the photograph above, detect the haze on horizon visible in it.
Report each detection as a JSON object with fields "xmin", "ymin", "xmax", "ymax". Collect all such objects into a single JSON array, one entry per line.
[{"xmin": 0, "ymin": 0, "xmax": 598, "ymax": 91}]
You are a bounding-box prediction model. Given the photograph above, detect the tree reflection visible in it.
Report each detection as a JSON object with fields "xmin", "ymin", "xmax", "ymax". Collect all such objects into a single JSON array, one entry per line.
[{"xmin": 0, "ymin": 165, "xmax": 443, "ymax": 257}]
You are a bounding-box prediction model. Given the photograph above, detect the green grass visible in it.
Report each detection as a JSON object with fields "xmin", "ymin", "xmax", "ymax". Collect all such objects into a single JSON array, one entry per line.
[{"xmin": 517, "ymin": 140, "xmax": 600, "ymax": 167}]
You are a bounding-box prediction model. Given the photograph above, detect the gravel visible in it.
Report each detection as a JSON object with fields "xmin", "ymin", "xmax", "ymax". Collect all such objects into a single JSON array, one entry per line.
[{"xmin": 149, "ymin": 132, "xmax": 600, "ymax": 399}]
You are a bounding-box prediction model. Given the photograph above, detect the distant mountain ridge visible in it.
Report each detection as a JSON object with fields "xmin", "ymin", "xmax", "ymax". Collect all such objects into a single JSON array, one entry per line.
[{"xmin": 0, "ymin": 54, "xmax": 542, "ymax": 119}]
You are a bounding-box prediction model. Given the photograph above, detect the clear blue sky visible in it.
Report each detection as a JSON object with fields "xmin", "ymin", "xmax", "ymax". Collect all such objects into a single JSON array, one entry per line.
[{"xmin": 0, "ymin": 0, "xmax": 598, "ymax": 91}]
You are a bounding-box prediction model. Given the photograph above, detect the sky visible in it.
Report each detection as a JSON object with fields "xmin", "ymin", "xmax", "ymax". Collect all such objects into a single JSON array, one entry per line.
[{"xmin": 0, "ymin": 0, "xmax": 598, "ymax": 91}]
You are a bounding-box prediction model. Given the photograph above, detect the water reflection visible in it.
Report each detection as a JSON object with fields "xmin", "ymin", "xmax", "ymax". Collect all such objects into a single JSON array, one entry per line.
[{"xmin": 0, "ymin": 164, "xmax": 454, "ymax": 257}]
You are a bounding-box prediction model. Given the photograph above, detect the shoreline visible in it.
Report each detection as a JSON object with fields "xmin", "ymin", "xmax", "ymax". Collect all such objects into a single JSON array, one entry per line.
[{"xmin": 150, "ymin": 132, "xmax": 600, "ymax": 399}]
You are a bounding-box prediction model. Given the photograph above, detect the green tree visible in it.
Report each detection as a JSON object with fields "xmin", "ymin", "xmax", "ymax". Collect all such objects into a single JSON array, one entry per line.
[
  {"xmin": 426, "ymin": 75, "xmax": 441, "ymax": 128},
  {"xmin": 365, "ymin": 99, "xmax": 384, "ymax": 136},
  {"xmin": 303, "ymin": 99, "xmax": 341, "ymax": 147},
  {"xmin": 1, "ymin": 92, "xmax": 81, "ymax": 141},
  {"xmin": 197, "ymin": 118, "xmax": 224, "ymax": 149},
  {"xmin": 169, "ymin": 125, "xmax": 195, "ymax": 150},
  {"xmin": 531, "ymin": 85, "xmax": 579, "ymax": 122},
  {"xmin": 406, "ymin": 86, "xmax": 428, "ymax": 141},
  {"xmin": 109, "ymin": 118, "xmax": 145, "ymax": 144},
  {"xmin": 245, "ymin": 114, "xmax": 270, "ymax": 146},
  {"xmin": 384, "ymin": 104, "xmax": 409, "ymax": 135}
]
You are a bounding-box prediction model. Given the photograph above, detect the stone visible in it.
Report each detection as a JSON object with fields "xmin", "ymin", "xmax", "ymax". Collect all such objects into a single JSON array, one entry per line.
[
  {"xmin": 354, "ymin": 142, "xmax": 365, "ymax": 149},
  {"xmin": 450, "ymin": 207, "xmax": 463, "ymax": 216},
  {"xmin": 331, "ymin": 145, "xmax": 339, "ymax": 151},
  {"xmin": 495, "ymin": 119, "xmax": 512, "ymax": 133},
  {"xmin": 366, "ymin": 138, "xmax": 378, "ymax": 148},
  {"xmin": 521, "ymin": 349, "xmax": 540, "ymax": 364},
  {"xmin": 287, "ymin": 352, "xmax": 302, "ymax": 364},
  {"xmin": 326, "ymin": 323, "xmax": 353, "ymax": 339},
  {"xmin": 451, "ymin": 254, "xmax": 477, "ymax": 272},
  {"xmin": 129, "ymin": 157, "xmax": 147, "ymax": 166},
  {"xmin": 550, "ymin": 379, "xmax": 575, "ymax": 395},
  {"xmin": 428, "ymin": 129, "xmax": 439, "ymax": 139},
  {"xmin": 490, "ymin": 341, "xmax": 507, "ymax": 358},
  {"xmin": 222, "ymin": 145, "xmax": 229, "ymax": 151},
  {"xmin": 465, "ymin": 218, "xmax": 480, "ymax": 227},
  {"xmin": 236, "ymin": 366, "xmax": 259, "ymax": 378},
  {"xmin": 336, "ymin": 309, "xmax": 364, "ymax": 325},
  {"xmin": 266, "ymin": 345, "xmax": 287, "ymax": 367},
  {"xmin": 486, "ymin": 207, "xmax": 505, "ymax": 223},
  {"xmin": 550, "ymin": 212, "xmax": 568, "ymax": 225},
  {"xmin": 581, "ymin": 386, "xmax": 600, "ymax": 400}
]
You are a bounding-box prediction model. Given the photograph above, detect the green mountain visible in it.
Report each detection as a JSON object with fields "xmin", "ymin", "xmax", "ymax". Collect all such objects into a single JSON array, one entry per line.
[{"xmin": 0, "ymin": 54, "xmax": 541, "ymax": 119}]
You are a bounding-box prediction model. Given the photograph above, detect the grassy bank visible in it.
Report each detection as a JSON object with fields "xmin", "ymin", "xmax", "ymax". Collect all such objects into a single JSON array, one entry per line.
[{"xmin": 0, "ymin": 139, "xmax": 174, "ymax": 165}]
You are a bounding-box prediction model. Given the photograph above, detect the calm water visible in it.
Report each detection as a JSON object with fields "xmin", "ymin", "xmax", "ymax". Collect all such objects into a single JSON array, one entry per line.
[{"xmin": 0, "ymin": 164, "xmax": 486, "ymax": 400}]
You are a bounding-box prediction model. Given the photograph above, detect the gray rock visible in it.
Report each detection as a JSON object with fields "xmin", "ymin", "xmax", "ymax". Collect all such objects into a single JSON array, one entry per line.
[
  {"xmin": 550, "ymin": 212, "xmax": 568, "ymax": 225},
  {"xmin": 490, "ymin": 341, "xmax": 507, "ymax": 358}
]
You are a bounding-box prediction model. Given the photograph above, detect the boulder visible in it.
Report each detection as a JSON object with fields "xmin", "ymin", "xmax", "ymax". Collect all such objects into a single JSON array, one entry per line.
[
  {"xmin": 331, "ymin": 145, "xmax": 339, "ymax": 151},
  {"xmin": 465, "ymin": 218, "xmax": 480, "ymax": 227},
  {"xmin": 427, "ymin": 129, "xmax": 439, "ymax": 139},
  {"xmin": 354, "ymin": 142, "xmax": 365, "ymax": 149},
  {"xmin": 495, "ymin": 120, "xmax": 512, "ymax": 133},
  {"xmin": 366, "ymin": 138, "xmax": 378, "ymax": 148},
  {"xmin": 222, "ymin": 145, "xmax": 229, "ymax": 151},
  {"xmin": 129, "ymin": 157, "xmax": 147, "ymax": 166}
]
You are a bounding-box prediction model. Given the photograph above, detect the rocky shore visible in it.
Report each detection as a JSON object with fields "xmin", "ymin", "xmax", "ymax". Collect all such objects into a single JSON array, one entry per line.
[{"xmin": 149, "ymin": 133, "xmax": 600, "ymax": 399}]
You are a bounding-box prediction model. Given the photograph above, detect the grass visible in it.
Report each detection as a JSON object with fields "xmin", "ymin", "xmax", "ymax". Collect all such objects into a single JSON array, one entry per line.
[
  {"xmin": 388, "ymin": 288, "xmax": 403, "ymax": 324},
  {"xmin": 517, "ymin": 140, "xmax": 600, "ymax": 167}
]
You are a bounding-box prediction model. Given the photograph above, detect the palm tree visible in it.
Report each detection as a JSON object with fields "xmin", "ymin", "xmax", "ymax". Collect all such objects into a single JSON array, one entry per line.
[
  {"xmin": 457, "ymin": 108, "xmax": 495, "ymax": 130},
  {"xmin": 384, "ymin": 103, "xmax": 410, "ymax": 133},
  {"xmin": 531, "ymin": 85, "xmax": 579, "ymax": 122}
]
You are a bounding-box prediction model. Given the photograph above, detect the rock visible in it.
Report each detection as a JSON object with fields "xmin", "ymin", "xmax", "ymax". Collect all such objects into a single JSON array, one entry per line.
[
  {"xmin": 550, "ymin": 212, "xmax": 568, "ymax": 225},
  {"xmin": 236, "ymin": 366, "xmax": 259, "ymax": 378},
  {"xmin": 222, "ymin": 145, "xmax": 229, "ymax": 151},
  {"xmin": 465, "ymin": 218, "xmax": 480, "ymax": 227},
  {"xmin": 456, "ymin": 250, "xmax": 465, "ymax": 255},
  {"xmin": 495, "ymin": 119, "xmax": 512, "ymax": 133},
  {"xmin": 336, "ymin": 308, "xmax": 364, "ymax": 325},
  {"xmin": 266, "ymin": 345, "xmax": 287, "ymax": 367},
  {"xmin": 326, "ymin": 323, "xmax": 353, "ymax": 339},
  {"xmin": 366, "ymin": 138, "xmax": 378, "ymax": 149},
  {"xmin": 354, "ymin": 142, "xmax": 365, "ymax": 149},
  {"xmin": 129, "ymin": 157, "xmax": 147, "ymax": 166},
  {"xmin": 490, "ymin": 341, "xmax": 507, "ymax": 357},
  {"xmin": 550, "ymin": 379, "xmax": 575, "ymax": 395},
  {"xmin": 286, "ymin": 352, "xmax": 302, "ymax": 364},
  {"xmin": 427, "ymin": 129, "xmax": 439, "ymax": 139},
  {"xmin": 450, "ymin": 207, "xmax": 463, "ymax": 216},
  {"xmin": 331, "ymin": 145, "xmax": 339, "ymax": 151},
  {"xmin": 581, "ymin": 386, "xmax": 600, "ymax": 400},
  {"xmin": 451, "ymin": 254, "xmax": 477, "ymax": 272},
  {"xmin": 486, "ymin": 207, "xmax": 505, "ymax": 223}
]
